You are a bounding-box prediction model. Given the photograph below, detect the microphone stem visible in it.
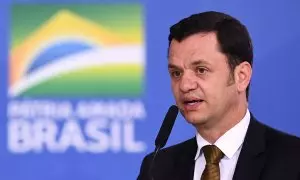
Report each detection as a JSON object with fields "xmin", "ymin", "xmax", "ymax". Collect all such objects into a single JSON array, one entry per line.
[{"xmin": 149, "ymin": 145, "xmax": 161, "ymax": 180}]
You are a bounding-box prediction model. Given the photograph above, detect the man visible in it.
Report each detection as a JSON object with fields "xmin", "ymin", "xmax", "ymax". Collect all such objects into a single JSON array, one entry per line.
[{"xmin": 137, "ymin": 11, "xmax": 300, "ymax": 180}]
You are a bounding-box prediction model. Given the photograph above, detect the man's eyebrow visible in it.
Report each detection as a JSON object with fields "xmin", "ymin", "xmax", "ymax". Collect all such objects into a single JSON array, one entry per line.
[
  {"xmin": 168, "ymin": 59, "xmax": 210, "ymax": 69},
  {"xmin": 168, "ymin": 63, "xmax": 179, "ymax": 69},
  {"xmin": 191, "ymin": 59, "xmax": 210, "ymax": 66}
]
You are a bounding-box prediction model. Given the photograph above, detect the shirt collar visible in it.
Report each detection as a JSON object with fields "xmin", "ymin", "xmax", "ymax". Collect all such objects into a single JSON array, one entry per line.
[{"xmin": 194, "ymin": 109, "xmax": 251, "ymax": 160}]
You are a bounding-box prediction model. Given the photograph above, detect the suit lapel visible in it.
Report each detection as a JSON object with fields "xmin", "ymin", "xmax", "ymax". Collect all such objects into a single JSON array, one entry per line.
[
  {"xmin": 233, "ymin": 115, "xmax": 266, "ymax": 180},
  {"xmin": 172, "ymin": 137, "xmax": 197, "ymax": 180}
]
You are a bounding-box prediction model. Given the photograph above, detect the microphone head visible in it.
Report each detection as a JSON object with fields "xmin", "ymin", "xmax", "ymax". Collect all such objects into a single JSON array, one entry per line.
[{"xmin": 155, "ymin": 105, "xmax": 179, "ymax": 148}]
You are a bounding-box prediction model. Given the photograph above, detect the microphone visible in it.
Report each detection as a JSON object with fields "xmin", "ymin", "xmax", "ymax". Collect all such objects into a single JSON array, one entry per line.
[
  {"xmin": 149, "ymin": 105, "xmax": 179, "ymax": 179},
  {"xmin": 155, "ymin": 105, "xmax": 179, "ymax": 149}
]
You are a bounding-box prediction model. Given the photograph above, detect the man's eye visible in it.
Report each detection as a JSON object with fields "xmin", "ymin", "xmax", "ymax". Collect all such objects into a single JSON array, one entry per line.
[
  {"xmin": 197, "ymin": 67, "xmax": 208, "ymax": 74},
  {"xmin": 171, "ymin": 71, "xmax": 181, "ymax": 78}
]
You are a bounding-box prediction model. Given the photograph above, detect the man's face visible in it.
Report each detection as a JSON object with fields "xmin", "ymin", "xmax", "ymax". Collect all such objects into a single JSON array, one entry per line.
[{"xmin": 168, "ymin": 32, "xmax": 239, "ymax": 127}]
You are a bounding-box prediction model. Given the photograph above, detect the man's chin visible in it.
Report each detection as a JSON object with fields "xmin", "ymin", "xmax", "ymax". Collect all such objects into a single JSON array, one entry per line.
[{"xmin": 184, "ymin": 114, "xmax": 208, "ymax": 125}]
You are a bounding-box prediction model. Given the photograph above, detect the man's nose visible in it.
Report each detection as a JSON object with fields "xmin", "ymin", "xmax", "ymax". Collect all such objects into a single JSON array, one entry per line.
[{"xmin": 179, "ymin": 72, "xmax": 197, "ymax": 93}]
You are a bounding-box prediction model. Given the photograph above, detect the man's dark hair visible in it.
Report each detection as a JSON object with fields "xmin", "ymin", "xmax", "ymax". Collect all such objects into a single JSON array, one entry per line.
[{"xmin": 168, "ymin": 11, "xmax": 253, "ymax": 99}]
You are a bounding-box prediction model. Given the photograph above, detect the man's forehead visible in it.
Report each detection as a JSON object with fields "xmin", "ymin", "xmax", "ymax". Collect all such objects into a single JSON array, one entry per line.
[
  {"xmin": 168, "ymin": 33, "xmax": 218, "ymax": 55},
  {"xmin": 168, "ymin": 45, "xmax": 207, "ymax": 65},
  {"xmin": 168, "ymin": 43, "xmax": 199, "ymax": 62}
]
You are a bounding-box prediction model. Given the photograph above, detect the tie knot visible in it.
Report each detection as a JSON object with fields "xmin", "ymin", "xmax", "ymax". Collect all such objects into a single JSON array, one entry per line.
[{"xmin": 202, "ymin": 145, "xmax": 224, "ymax": 164}]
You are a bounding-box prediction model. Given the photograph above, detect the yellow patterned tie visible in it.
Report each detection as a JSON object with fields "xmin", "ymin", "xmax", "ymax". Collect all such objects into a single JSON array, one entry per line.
[{"xmin": 201, "ymin": 145, "xmax": 224, "ymax": 180}]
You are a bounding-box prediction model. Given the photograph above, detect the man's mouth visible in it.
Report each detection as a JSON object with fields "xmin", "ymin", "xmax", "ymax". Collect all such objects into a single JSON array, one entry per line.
[{"xmin": 183, "ymin": 99, "xmax": 204, "ymax": 105}]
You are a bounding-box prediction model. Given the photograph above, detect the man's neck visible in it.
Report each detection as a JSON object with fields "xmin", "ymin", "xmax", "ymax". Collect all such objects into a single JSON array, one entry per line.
[{"xmin": 196, "ymin": 103, "xmax": 248, "ymax": 144}]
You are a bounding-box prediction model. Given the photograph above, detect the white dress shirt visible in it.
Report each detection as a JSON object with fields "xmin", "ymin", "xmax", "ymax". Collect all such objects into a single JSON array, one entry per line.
[{"xmin": 193, "ymin": 109, "xmax": 251, "ymax": 180}]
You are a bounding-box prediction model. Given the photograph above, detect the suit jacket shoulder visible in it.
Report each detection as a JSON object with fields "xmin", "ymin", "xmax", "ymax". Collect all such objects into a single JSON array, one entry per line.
[
  {"xmin": 261, "ymin": 122, "xmax": 300, "ymax": 179},
  {"xmin": 137, "ymin": 137, "xmax": 197, "ymax": 180},
  {"xmin": 233, "ymin": 116, "xmax": 300, "ymax": 180},
  {"xmin": 264, "ymin": 122, "xmax": 300, "ymax": 148}
]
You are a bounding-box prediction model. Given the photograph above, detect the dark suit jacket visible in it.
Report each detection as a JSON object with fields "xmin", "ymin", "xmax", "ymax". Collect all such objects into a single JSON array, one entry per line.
[{"xmin": 137, "ymin": 115, "xmax": 300, "ymax": 180}]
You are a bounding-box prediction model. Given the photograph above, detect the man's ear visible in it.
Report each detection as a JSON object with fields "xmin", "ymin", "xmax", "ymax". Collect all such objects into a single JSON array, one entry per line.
[{"xmin": 234, "ymin": 61, "xmax": 252, "ymax": 93}]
